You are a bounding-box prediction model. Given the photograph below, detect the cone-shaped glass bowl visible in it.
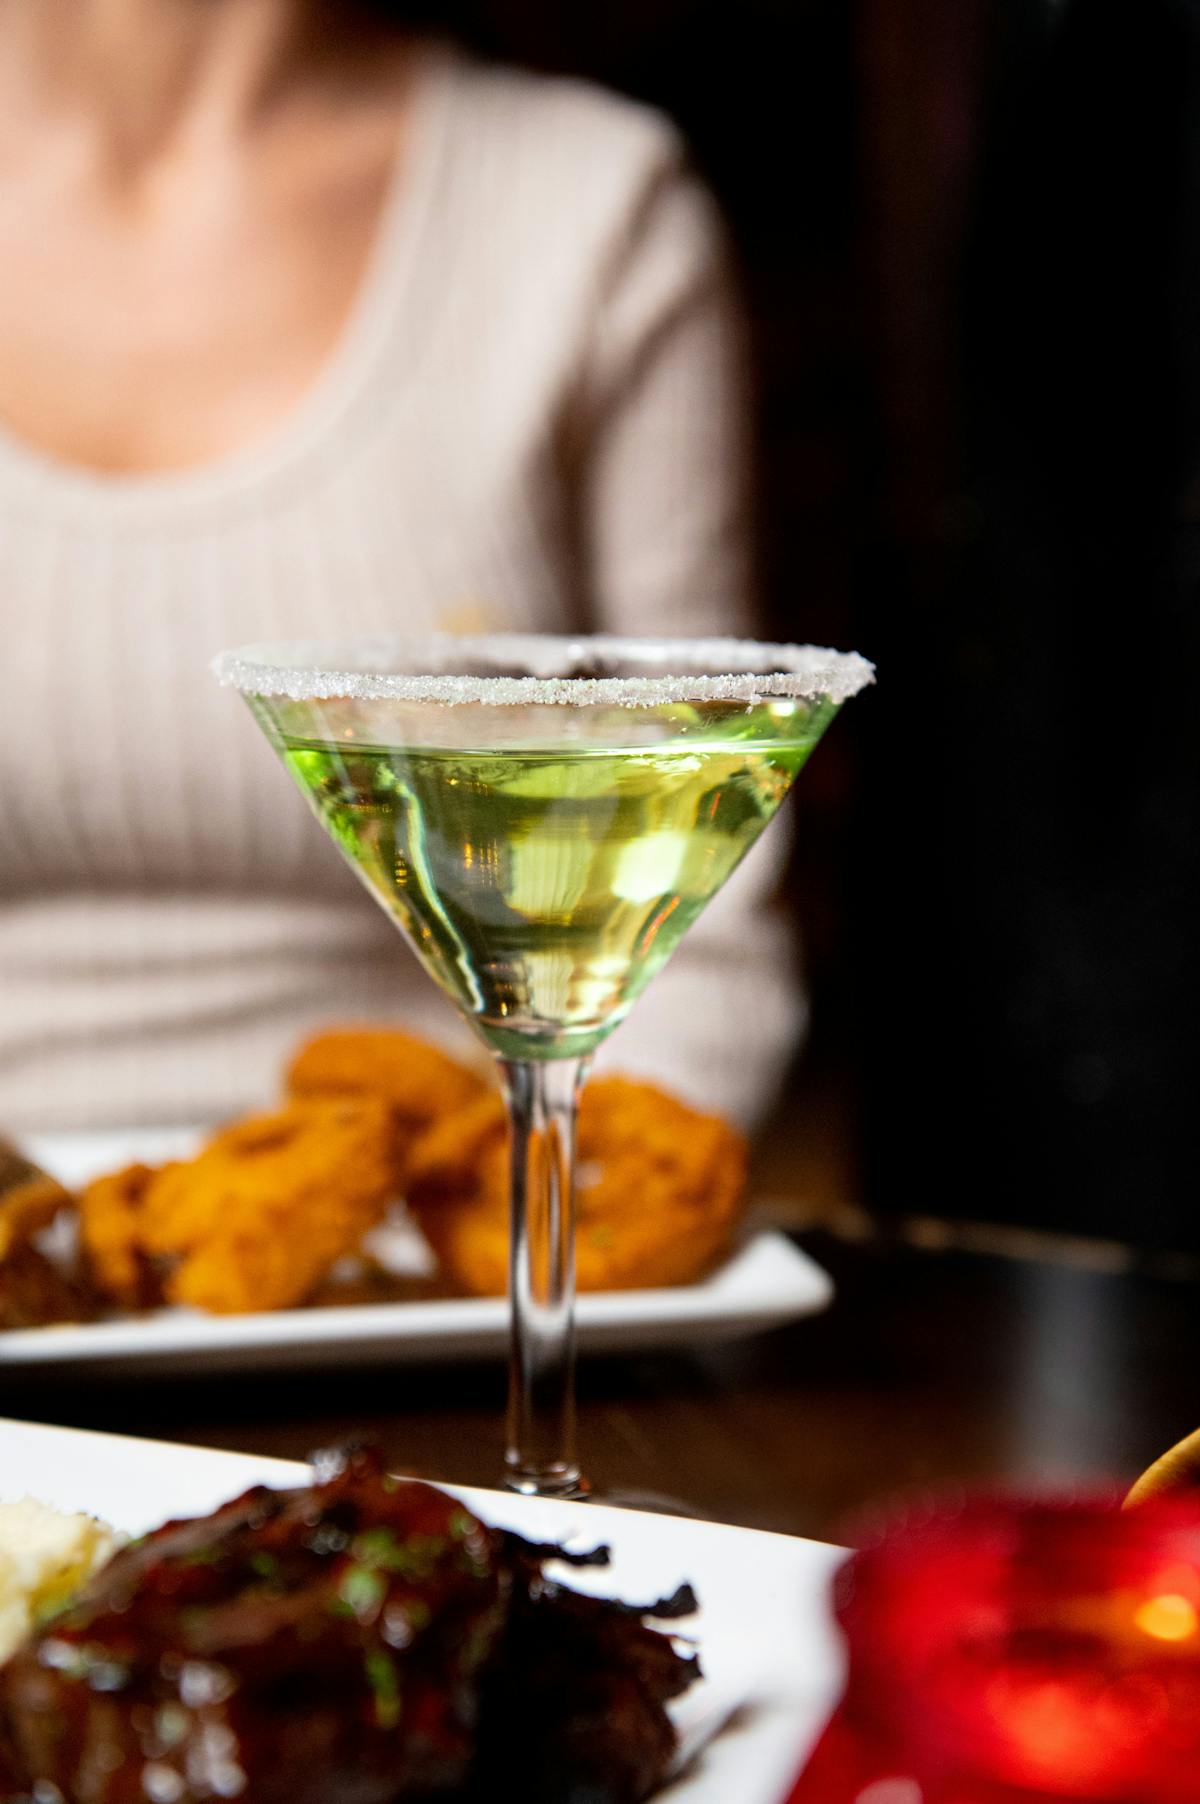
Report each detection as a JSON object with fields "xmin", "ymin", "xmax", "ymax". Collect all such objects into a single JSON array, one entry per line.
[{"xmin": 214, "ymin": 634, "xmax": 873, "ymax": 1497}]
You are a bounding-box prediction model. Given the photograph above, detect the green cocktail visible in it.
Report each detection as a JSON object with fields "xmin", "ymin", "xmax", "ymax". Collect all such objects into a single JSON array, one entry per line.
[
  {"xmin": 215, "ymin": 635, "xmax": 873, "ymax": 1498},
  {"xmin": 276, "ymin": 698, "xmax": 833, "ymax": 1062}
]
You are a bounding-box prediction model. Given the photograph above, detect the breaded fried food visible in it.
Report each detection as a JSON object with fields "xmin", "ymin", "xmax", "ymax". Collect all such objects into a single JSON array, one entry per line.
[
  {"xmin": 406, "ymin": 1077, "xmax": 747, "ymax": 1295},
  {"xmin": 0, "ymin": 1140, "xmax": 74, "ymax": 1262},
  {"xmin": 286, "ymin": 1027, "xmax": 489, "ymax": 1185},
  {"xmin": 0, "ymin": 1238, "xmax": 96, "ymax": 1329},
  {"xmin": 0, "ymin": 1140, "xmax": 92, "ymax": 1328},
  {"xmin": 140, "ymin": 1097, "xmax": 399, "ymax": 1314},
  {"xmin": 78, "ymin": 1162, "xmax": 169, "ymax": 1312}
]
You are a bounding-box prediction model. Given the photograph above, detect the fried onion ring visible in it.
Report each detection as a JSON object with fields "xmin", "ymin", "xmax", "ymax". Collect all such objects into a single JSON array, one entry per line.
[
  {"xmin": 286, "ymin": 1027, "xmax": 489, "ymax": 1186},
  {"xmin": 138, "ymin": 1097, "xmax": 399, "ymax": 1314},
  {"xmin": 405, "ymin": 1077, "xmax": 747, "ymax": 1295},
  {"xmin": 79, "ymin": 1162, "xmax": 170, "ymax": 1311}
]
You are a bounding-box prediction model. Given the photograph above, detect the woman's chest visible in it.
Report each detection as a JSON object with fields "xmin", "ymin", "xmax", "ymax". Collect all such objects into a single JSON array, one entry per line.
[
  {"xmin": 0, "ymin": 140, "xmax": 397, "ymax": 476},
  {"xmin": 0, "ymin": 446, "xmax": 577, "ymax": 897}
]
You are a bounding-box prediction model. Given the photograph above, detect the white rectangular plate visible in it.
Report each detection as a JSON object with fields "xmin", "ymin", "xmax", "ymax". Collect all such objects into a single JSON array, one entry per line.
[
  {"xmin": 0, "ymin": 1417, "xmax": 846, "ymax": 1804},
  {"xmin": 0, "ymin": 1131, "xmax": 832, "ymax": 1375}
]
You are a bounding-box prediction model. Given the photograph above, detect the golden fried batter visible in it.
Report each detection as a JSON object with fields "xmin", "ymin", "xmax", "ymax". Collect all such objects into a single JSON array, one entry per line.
[
  {"xmin": 406, "ymin": 1077, "xmax": 747, "ymax": 1295},
  {"xmin": 0, "ymin": 1140, "xmax": 74, "ymax": 1261},
  {"xmin": 286, "ymin": 1027, "xmax": 489, "ymax": 1187},
  {"xmin": 15, "ymin": 1037, "xmax": 740, "ymax": 1324},
  {"xmin": 0, "ymin": 1238, "xmax": 96, "ymax": 1329},
  {"xmin": 78, "ymin": 1162, "xmax": 169, "ymax": 1311},
  {"xmin": 140, "ymin": 1097, "xmax": 399, "ymax": 1314},
  {"xmin": 0, "ymin": 1140, "xmax": 91, "ymax": 1327}
]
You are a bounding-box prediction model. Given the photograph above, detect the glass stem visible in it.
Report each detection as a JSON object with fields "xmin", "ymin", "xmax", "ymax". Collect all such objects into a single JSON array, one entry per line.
[{"xmin": 499, "ymin": 1054, "xmax": 591, "ymax": 1498}]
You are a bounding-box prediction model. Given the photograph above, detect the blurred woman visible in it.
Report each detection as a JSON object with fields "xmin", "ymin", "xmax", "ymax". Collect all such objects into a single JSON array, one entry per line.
[{"xmin": 0, "ymin": 0, "xmax": 801, "ymax": 1130}]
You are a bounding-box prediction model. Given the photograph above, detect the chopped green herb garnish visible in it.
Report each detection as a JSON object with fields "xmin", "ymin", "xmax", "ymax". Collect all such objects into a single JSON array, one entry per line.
[
  {"xmin": 351, "ymin": 1528, "xmax": 404, "ymax": 1569},
  {"xmin": 350, "ymin": 1528, "xmax": 445, "ymax": 1581},
  {"xmin": 364, "ymin": 1647, "xmax": 402, "ymax": 1730},
  {"xmin": 339, "ymin": 1565, "xmax": 386, "ymax": 1621}
]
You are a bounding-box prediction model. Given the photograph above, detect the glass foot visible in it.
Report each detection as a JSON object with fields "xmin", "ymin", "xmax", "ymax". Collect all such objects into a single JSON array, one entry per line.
[
  {"xmin": 502, "ymin": 1462, "xmax": 590, "ymax": 1501},
  {"xmin": 501, "ymin": 1468, "xmax": 700, "ymax": 1517}
]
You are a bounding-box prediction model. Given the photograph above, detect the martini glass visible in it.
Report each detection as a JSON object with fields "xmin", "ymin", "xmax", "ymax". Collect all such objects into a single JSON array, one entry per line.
[{"xmin": 214, "ymin": 634, "xmax": 873, "ymax": 1499}]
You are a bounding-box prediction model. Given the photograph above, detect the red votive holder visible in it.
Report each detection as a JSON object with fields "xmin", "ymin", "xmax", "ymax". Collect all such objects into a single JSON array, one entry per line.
[{"xmin": 784, "ymin": 1493, "xmax": 1200, "ymax": 1804}]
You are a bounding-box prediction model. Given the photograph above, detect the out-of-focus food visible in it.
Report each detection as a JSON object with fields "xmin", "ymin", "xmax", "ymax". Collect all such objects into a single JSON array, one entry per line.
[
  {"xmin": 407, "ymin": 1076, "xmax": 748, "ymax": 1295},
  {"xmin": 287, "ymin": 1025, "xmax": 488, "ymax": 1185},
  {"xmin": 0, "ymin": 1446, "xmax": 699, "ymax": 1803},
  {"xmin": 138, "ymin": 1096, "xmax": 399, "ymax": 1313},
  {"xmin": 0, "ymin": 1239, "xmax": 96, "ymax": 1331},
  {"xmin": 0, "ymin": 1141, "xmax": 90, "ymax": 1329},
  {"xmin": 78, "ymin": 1098, "xmax": 403, "ymax": 1317},
  {"xmin": 78, "ymin": 1161, "xmax": 169, "ymax": 1312},
  {"xmin": 0, "ymin": 1497, "xmax": 116, "ymax": 1664},
  {"xmin": 476, "ymin": 1529, "xmax": 699, "ymax": 1803},
  {"xmin": 0, "ymin": 1028, "xmax": 749, "ymax": 1325},
  {"xmin": 0, "ymin": 1141, "xmax": 73, "ymax": 1261},
  {"xmin": 77, "ymin": 1102, "xmax": 400, "ymax": 1318}
]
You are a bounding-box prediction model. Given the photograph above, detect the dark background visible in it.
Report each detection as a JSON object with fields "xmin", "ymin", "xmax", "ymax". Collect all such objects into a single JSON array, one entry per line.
[{"xmin": 378, "ymin": 0, "xmax": 1200, "ymax": 1251}]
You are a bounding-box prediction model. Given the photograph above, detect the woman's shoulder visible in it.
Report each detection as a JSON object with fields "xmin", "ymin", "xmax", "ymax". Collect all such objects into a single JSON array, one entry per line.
[{"xmin": 435, "ymin": 47, "xmax": 691, "ymax": 207}]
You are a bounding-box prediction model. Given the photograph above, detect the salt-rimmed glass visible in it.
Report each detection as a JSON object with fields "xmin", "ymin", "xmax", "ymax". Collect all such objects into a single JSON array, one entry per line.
[{"xmin": 214, "ymin": 633, "xmax": 873, "ymax": 1498}]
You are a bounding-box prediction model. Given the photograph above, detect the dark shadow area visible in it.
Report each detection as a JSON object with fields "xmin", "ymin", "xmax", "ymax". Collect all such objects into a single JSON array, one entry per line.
[{"xmin": 406, "ymin": 0, "xmax": 1200, "ymax": 1251}]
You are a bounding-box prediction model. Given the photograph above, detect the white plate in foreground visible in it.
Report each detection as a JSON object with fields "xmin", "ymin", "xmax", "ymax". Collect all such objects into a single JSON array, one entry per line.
[
  {"xmin": 0, "ymin": 1131, "xmax": 833, "ymax": 1375},
  {"xmin": 0, "ymin": 1417, "xmax": 846, "ymax": 1804}
]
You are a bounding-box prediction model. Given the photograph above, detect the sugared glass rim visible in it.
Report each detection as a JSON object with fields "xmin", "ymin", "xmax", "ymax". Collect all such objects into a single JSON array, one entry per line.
[{"xmin": 213, "ymin": 634, "xmax": 875, "ymax": 707}]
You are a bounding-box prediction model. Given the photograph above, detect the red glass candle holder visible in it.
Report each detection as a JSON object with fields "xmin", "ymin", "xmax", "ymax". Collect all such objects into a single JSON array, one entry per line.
[{"xmin": 784, "ymin": 1494, "xmax": 1200, "ymax": 1804}]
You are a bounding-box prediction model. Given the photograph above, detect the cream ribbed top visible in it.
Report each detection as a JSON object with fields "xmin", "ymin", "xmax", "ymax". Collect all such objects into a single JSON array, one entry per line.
[{"xmin": 0, "ymin": 48, "xmax": 802, "ymax": 1132}]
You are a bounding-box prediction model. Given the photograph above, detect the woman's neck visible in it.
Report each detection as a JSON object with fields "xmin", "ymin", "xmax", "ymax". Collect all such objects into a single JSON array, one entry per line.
[{"xmin": 0, "ymin": 0, "xmax": 324, "ymax": 178}]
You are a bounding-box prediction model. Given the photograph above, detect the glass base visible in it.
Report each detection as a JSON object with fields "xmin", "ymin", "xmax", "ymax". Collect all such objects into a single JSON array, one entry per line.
[
  {"xmin": 503, "ymin": 1461, "xmax": 590, "ymax": 1501},
  {"xmin": 501, "ymin": 1465, "xmax": 702, "ymax": 1516}
]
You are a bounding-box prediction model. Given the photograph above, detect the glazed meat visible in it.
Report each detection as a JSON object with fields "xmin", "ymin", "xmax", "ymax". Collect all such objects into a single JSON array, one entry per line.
[
  {"xmin": 0, "ymin": 1447, "xmax": 504, "ymax": 1803},
  {"xmin": 474, "ymin": 1543, "xmax": 699, "ymax": 1803},
  {"xmin": 0, "ymin": 1449, "xmax": 698, "ymax": 1804}
]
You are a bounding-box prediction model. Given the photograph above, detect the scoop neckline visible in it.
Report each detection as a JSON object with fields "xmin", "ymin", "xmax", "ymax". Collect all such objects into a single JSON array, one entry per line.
[{"xmin": 0, "ymin": 41, "xmax": 459, "ymax": 522}]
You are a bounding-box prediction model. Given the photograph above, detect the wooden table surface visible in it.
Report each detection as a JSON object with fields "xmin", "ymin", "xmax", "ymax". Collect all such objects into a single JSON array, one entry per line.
[{"xmin": 5, "ymin": 1228, "xmax": 1195, "ymax": 1540}]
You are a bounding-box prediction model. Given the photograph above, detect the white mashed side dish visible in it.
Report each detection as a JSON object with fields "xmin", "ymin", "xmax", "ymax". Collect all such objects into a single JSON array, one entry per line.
[{"xmin": 0, "ymin": 1497, "xmax": 117, "ymax": 1662}]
